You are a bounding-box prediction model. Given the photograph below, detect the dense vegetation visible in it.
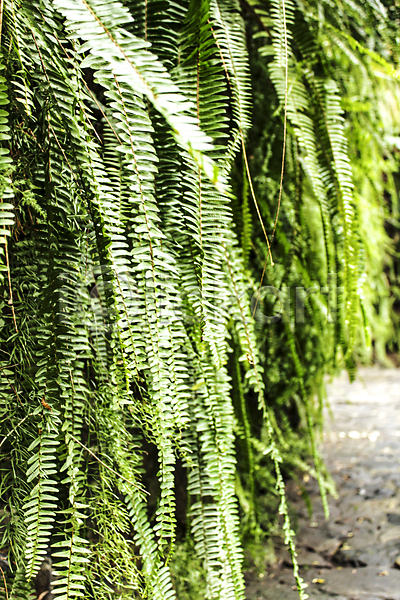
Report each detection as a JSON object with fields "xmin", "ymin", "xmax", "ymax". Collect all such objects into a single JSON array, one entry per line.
[{"xmin": 0, "ymin": 0, "xmax": 399, "ymax": 599}]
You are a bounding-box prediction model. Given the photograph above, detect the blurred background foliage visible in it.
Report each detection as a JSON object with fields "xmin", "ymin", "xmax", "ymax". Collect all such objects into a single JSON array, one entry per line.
[{"xmin": 231, "ymin": 0, "xmax": 400, "ymax": 578}]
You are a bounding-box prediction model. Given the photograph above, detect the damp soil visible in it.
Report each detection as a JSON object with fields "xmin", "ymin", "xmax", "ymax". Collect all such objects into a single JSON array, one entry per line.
[{"xmin": 245, "ymin": 367, "xmax": 400, "ymax": 600}]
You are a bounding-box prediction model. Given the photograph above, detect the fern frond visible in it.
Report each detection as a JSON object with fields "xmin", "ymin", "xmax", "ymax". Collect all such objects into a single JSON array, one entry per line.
[
  {"xmin": 0, "ymin": 59, "xmax": 14, "ymax": 266},
  {"xmin": 24, "ymin": 427, "xmax": 60, "ymax": 580},
  {"xmin": 54, "ymin": 0, "xmax": 227, "ymax": 192},
  {"xmin": 210, "ymin": 0, "xmax": 252, "ymax": 160}
]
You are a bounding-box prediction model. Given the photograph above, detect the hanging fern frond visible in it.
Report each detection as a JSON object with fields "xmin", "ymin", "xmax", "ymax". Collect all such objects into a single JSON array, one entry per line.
[
  {"xmin": 55, "ymin": 0, "xmax": 228, "ymax": 192},
  {"xmin": 24, "ymin": 426, "xmax": 60, "ymax": 580}
]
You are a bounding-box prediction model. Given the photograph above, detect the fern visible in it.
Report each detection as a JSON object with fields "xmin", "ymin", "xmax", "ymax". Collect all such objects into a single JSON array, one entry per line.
[
  {"xmin": 0, "ymin": 1, "xmax": 399, "ymax": 599},
  {"xmin": 24, "ymin": 426, "xmax": 60, "ymax": 579}
]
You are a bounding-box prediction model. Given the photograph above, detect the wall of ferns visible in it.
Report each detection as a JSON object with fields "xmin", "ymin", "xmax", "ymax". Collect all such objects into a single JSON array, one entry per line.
[{"xmin": 0, "ymin": 0, "xmax": 399, "ymax": 599}]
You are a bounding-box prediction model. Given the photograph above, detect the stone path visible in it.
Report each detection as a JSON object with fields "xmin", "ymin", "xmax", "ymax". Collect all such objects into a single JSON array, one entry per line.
[{"xmin": 245, "ymin": 367, "xmax": 400, "ymax": 600}]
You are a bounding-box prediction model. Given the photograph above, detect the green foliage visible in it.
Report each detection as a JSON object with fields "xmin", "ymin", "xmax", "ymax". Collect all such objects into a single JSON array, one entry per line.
[{"xmin": 0, "ymin": 1, "xmax": 399, "ymax": 599}]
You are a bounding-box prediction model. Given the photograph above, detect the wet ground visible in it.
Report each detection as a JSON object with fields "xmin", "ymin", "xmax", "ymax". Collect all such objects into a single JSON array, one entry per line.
[{"xmin": 245, "ymin": 367, "xmax": 400, "ymax": 600}]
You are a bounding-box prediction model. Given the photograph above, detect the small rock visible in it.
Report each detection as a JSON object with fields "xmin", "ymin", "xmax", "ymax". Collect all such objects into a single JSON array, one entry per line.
[
  {"xmin": 379, "ymin": 526, "xmax": 400, "ymax": 544},
  {"xmin": 316, "ymin": 537, "xmax": 343, "ymax": 557},
  {"xmin": 387, "ymin": 512, "xmax": 400, "ymax": 525},
  {"xmin": 394, "ymin": 555, "xmax": 400, "ymax": 569}
]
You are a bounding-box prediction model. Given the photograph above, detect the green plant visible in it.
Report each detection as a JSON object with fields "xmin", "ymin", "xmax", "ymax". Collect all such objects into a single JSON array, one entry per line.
[{"xmin": 0, "ymin": 1, "xmax": 399, "ymax": 599}]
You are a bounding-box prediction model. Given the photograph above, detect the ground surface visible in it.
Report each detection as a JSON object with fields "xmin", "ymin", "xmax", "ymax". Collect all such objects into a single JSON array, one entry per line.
[{"xmin": 245, "ymin": 367, "xmax": 400, "ymax": 600}]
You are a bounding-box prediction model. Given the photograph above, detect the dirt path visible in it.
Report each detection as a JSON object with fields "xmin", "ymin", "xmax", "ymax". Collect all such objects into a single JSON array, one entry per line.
[{"xmin": 245, "ymin": 367, "xmax": 400, "ymax": 600}]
